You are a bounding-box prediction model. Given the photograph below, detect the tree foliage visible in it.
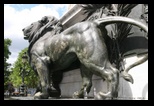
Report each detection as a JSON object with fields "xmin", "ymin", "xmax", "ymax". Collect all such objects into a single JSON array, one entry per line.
[
  {"xmin": 4, "ymin": 38, "xmax": 12, "ymax": 88},
  {"xmin": 4, "ymin": 38, "xmax": 11, "ymax": 59},
  {"xmin": 9, "ymin": 48, "xmax": 38, "ymax": 88}
]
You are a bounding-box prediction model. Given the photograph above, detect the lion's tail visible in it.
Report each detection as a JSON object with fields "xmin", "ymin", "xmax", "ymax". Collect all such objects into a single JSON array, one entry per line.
[
  {"xmin": 121, "ymin": 53, "xmax": 148, "ymax": 84},
  {"xmin": 94, "ymin": 16, "xmax": 148, "ymax": 34}
]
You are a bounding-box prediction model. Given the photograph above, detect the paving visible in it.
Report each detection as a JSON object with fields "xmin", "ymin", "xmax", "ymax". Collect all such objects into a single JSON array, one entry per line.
[{"xmin": 4, "ymin": 96, "xmax": 95, "ymax": 100}]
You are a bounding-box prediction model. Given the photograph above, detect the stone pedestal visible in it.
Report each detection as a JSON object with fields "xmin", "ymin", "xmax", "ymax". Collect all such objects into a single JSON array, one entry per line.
[{"xmin": 60, "ymin": 57, "xmax": 148, "ymax": 100}]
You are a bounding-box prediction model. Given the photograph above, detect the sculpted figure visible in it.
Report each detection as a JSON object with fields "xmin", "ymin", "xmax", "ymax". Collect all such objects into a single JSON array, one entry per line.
[
  {"xmin": 23, "ymin": 15, "xmax": 148, "ymax": 99},
  {"xmin": 26, "ymin": 16, "xmax": 63, "ymax": 96}
]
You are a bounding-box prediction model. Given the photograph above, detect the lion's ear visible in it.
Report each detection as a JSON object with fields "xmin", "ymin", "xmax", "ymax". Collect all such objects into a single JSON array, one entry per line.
[{"xmin": 41, "ymin": 16, "xmax": 47, "ymax": 23}]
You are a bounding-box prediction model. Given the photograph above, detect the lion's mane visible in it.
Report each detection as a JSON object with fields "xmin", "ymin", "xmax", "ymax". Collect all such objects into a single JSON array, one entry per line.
[{"xmin": 25, "ymin": 16, "xmax": 63, "ymax": 67}]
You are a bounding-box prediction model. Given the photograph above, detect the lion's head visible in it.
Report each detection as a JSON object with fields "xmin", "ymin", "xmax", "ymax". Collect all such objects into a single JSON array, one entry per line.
[
  {"xmin": 22, "ymin": 16, "xmax": 61, "ymax": 43},
  {"xmin": 22, "ymin": 21, "xmax": 43, "ymax": 42}
]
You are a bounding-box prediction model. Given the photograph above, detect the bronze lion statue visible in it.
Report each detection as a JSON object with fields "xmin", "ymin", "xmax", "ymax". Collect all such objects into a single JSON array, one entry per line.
[{"xmin": 22, "ymin": 16, "xmax": 148, "ymax": 99}]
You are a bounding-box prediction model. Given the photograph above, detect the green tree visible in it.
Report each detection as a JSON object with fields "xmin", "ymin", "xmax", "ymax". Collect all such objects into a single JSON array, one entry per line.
[
  {"xmin": 4, "ymin": 38, "xmax": 12, "ymax": 90},
  {"xmin": 9, "ymin": 48, "xmax": 38, "ymax": 88}
]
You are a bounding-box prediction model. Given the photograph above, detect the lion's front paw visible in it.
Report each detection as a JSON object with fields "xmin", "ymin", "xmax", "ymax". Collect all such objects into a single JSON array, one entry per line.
[
  {"xmin": 72, "ymin": 91, "xmax": 84, "ymax": 99},
  {"xmin": 72, "ymin": 91, "xmax": 80, "ymax": 99},
  {"xmin": 34, "ymin": 92, "xmax": 49, "ymax": 99},
  {"xmin": 94, "ymin": 92, "xmax": 112, "ymax": 100}
]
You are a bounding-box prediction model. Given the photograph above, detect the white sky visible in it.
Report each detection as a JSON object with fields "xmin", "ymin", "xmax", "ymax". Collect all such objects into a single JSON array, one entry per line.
[{"xmin": 4, "ymin": 4, "xmax": 69, "ymax": 67}]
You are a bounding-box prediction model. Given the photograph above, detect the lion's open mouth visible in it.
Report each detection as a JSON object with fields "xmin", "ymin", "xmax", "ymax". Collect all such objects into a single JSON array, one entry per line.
[
  {"xmin": 24, "ymin": 36, "xmax": 29, "ymax": 39},
  {"xmin": 23, "ymin": 31, "xmax": 30, "ymax": 40}
]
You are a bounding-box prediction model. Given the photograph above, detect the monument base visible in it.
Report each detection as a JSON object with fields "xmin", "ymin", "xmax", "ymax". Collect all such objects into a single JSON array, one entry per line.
[{"xmin": 60, "ymin": 59, "xmax": 148, "ymax": 100}]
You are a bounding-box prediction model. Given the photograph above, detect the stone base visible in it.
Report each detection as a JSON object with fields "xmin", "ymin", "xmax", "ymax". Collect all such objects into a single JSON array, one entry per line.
[{"xmin": 60, "ymin": 60, "xmax": 148, "ymax": 100}]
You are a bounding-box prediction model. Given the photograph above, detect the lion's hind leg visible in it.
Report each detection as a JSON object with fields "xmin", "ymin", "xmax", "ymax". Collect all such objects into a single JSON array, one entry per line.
[
  {"xmin": 94, "ymin": 61, "xmax": 119, "ymax": 100},
  {"xmin": 80, "ymin": 60, "xmax": 119, "ymax": 100}
]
